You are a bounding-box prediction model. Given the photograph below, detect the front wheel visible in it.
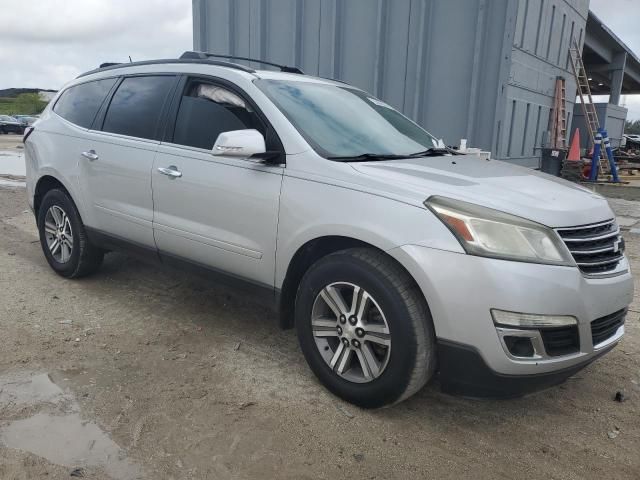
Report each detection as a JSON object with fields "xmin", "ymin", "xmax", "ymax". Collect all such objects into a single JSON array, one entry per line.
[{"xmin": 295, "ymin": 248, "xmax": 436, "ymax": 408}]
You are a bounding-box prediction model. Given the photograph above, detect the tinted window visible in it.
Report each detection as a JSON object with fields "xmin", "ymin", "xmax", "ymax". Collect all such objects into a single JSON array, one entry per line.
[
  {"xmin": 173, "ymin": 81, "xmax": 264, "ymax": 150},
  {"xmin": 53, "ymin": 78, "xmax": 117, "ymax": 128},
  {"xmin": 102, "ymin": 76, "xmax": 175, "ymax": 140}
]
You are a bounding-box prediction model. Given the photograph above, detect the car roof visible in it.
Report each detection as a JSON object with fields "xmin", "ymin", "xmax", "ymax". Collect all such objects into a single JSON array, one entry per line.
[{"xmin": 75, "ymin": 58, "xmax": 345, "ymax": 88}]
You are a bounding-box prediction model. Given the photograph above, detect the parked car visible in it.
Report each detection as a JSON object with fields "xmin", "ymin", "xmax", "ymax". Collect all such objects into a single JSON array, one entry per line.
[
  {"xmin": 623, "ymin": 134, "xmax": 640, "ymax": 149},
  {"xmin": 14, "ymin": 115, "xmax": 38, "ymax": 126},
  {"xmin": 0, "ymin": 115, "xmax": 24, "ymax": 134},
  {"xmin": 24, "ymin": 54, "xmax": 633, "ymax": 407}
]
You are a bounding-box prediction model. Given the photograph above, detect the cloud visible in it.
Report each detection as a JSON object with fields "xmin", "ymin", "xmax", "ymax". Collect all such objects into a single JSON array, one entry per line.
[{"xmin": 0, "ymin": 0, "xmax": 192, "ymax": 90}]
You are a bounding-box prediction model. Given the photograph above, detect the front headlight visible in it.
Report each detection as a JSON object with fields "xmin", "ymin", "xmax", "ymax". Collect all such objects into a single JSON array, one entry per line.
[{"xmin": 425, "ymin": 196, "xmax": 574, "ymax": 266}]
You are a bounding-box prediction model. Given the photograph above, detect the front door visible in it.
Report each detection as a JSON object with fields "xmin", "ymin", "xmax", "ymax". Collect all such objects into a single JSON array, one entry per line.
[{"xmin": 151, "ymin": 77, "xmax": 284, "ymax": 287}]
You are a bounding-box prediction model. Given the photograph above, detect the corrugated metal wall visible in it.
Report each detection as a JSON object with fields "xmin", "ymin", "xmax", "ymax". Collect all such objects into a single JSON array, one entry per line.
[
  {"xmin": 193, "ymin": 0, "xmax": 589, "ymax": 167},
  {"xmin": 503, "ymin": 0, "xmax": 589, "ymax": 166}
]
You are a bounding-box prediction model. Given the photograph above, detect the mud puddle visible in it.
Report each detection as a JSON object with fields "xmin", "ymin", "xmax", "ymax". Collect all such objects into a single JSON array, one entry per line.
[
  {"xmin": 0, "ymin": 149, "xmax": 25, "ymax": 176},
  {"xmin": 0, "ymin": 372, "xmax": 143, "ymax": 479}
]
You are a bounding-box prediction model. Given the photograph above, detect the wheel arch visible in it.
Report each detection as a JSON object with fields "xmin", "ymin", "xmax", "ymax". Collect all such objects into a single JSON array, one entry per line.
[
  {"xmin": 33, "ymin": 175, "xmax": 70, "ymax": 217},
  {"xmin": 277, "ymin": 235, "xmax": 426, "ymax": 330},
  {"xmin": 32, "ymin": 174, "xmax": 84, "ymax": 221}
]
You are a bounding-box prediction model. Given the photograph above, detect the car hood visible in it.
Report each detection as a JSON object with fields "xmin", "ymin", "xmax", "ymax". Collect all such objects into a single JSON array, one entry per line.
[{"xmin": 350, "ymin": 155, "xmax": 613, "ymax": 228}]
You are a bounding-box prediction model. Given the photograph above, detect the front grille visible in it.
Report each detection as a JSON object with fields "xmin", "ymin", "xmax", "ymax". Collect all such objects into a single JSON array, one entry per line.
[
  {"xmin": 591, "ymin": 309, "xmax": 626, "ymax": 346},
  {"xmin": 556, "ymin": 219, "xmax": 624, "ymax": 275},
  {"xmin": 540, "ymin": 325, "xmax": 579, "ymax": 356}
]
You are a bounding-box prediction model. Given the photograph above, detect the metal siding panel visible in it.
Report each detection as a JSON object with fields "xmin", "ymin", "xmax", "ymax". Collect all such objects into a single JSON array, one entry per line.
[
  {"xmin": 233, "ymin": 0, "xmax": 251, "ymax": 57},
  {"xmin": 249, "ymin": 0, "xmax": 262, "ymax": 62},
  {"xmin": 533, "ymin": 0, "xmax": 545, "ymax": 56},
  {"xmin": 473, "ymin": 0, "xmax": 515, "ymax": 154},
  {"xmin": 403, "ymin": 0, "xmax": 429, "ymax": 118},
  {"xmin": 466, "ymin": 0, "xmax": 488, "ymax": 143},
  {"xmin": 411, "ymin": 0, "xmax": 436, "ymax": 127},
  {"xmin": 521, "ymin": 102, "xmax": 531, "ymax": 156},
  {"xmin": 421, "ymin": 0, "xmax": 479, "ymax": 143},
  {"xmin": 545, "ymin": 4, "xmax": 556, "ymax": 61},
  {"xmin": 192, "ymin": 0, "xmax": 207, "ymax": 50},
  {"xmin": 336, "ymin": 0, "xmax": 379, "ymax": 93},
  {"xmin": 378, "ymin": 1, "xmax": 412, "ymax": 111},
  {"xmin": 318, "ymin": 0, "xmax": 339, "ymax": 78},
  {"xmin": 498, "ymin": 0, "xmax": 588, "ymax": 165},
  {"xmin": 556, "ymin": 12, "xmax": 567, "ymax": 65},
  {"xmin": 264, "ymin": 0, "xmax": 299, "ymax": 66},
  {"xmin": 205, "ymin": 0, "xmax": 232, "ymax": 54},
  {"xmin": 514, "ymin": 0, "xmax": 526, "ymax": 48}
]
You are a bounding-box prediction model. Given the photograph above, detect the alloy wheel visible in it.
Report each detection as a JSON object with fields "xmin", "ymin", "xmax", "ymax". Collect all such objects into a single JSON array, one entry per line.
[
  {"xmin": 311, "ymin": 282, "xmax": 391, "ymax": 383},
  {"xmin": 44, "ymin": 205, "xmax": 74, "ymax": 263}
]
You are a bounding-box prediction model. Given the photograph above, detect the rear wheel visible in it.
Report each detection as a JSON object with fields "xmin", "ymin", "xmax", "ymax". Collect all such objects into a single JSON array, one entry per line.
[
  {"xmin": 295, "ymin": 248, "xmax": 436, "ymax": 408},
  {"xmin": 37, "ymin": 189, "xmax": 104, "ymax": 278}
]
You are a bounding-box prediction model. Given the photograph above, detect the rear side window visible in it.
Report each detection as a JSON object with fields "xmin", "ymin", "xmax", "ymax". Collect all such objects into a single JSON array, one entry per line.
[
  {"xmin": 172, "ymin": 81, "xmax": 265, "ymax": 150},
  {"xmin": 53, "ymin": 78, "xmax": 117, "ymax": 128},
  {"xmin": 102, "ymin": 76, "xmax": 175, "ymax": 140}
]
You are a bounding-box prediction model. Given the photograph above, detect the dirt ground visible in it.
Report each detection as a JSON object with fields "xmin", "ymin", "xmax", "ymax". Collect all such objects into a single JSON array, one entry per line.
[
  {"xmin": 0, "ymin": 184, "xmax": 639, "ymax": 480},
  {"xmin": 0, "ymin": 134, "xmax": 23, "ymax": 149}
]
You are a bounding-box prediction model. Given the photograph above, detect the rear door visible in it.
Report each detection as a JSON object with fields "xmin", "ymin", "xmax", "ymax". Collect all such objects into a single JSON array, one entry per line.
[
  {"xmin": 81, "ymin": 74, "xmax": 178, "ymax": 247},
  {"xmin": 151, "ymin": 76, "xmax": 285, "ymax": 287}
]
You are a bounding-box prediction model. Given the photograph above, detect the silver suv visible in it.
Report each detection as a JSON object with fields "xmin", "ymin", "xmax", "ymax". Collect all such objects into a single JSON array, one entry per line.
[{"xmin": 25, "ymin": 53, "xmax": 633, "ymax": 407}]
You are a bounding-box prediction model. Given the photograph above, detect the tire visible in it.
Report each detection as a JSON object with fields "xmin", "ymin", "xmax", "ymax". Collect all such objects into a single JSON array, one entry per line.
[
  {"xmin": 37, "ymin": 189, "xmax": 104, "ymax": 278},
  {"xmin": 295, "ymin": 248, "xmax": 436, "ymax": 408}
]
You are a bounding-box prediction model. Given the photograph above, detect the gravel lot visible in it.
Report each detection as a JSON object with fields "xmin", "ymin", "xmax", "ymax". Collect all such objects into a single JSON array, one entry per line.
[{"xmin": 0, "ymin": 184, "xmax": 639, "ymax": 480}]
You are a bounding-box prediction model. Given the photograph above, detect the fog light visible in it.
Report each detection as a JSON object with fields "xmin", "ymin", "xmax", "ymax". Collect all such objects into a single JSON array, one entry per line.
[
  {"xmin": 503, "ymin": 336, "xmax": 535, "ymax": 357},
  {"xmin": 491, "ymin": 309, "xmax": 577, "ymax": 328}
]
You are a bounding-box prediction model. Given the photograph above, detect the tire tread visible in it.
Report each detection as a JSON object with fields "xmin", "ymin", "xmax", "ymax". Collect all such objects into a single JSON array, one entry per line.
[{"xmin": 346, "ymin": 248, "xmax": 435, "ymax": 404}]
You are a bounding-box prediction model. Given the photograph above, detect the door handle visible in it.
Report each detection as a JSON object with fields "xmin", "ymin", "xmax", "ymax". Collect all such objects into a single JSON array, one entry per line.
[
  {"xmin": 81, "ymin": 150, "xmax": 99, "ymax": 161},
  {"xmin": 157, "ymin": 166, "xmax": 182, "ymax": 179}
]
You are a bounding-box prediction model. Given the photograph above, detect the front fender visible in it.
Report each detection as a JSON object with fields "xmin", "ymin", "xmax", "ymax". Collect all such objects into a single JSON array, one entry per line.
[{"xmin": 275, "ymin": 175, "xmax": 463, "ymax": 288}]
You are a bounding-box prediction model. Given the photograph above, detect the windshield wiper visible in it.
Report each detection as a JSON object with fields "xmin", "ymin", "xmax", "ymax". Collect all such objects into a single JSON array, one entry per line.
[
  {"xmin": 407, "ymin": 147, "xmax": 454, "ymax": 157},
  {"xmin": 327, "ymin": 153, "xmax": 411, "ymax": 162}
]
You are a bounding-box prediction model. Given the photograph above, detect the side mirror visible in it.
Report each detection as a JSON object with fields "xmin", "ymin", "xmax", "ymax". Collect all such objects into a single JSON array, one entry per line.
[{"xmin": 212, "ymin": 129, "xmax": 266, "ymax": 158}]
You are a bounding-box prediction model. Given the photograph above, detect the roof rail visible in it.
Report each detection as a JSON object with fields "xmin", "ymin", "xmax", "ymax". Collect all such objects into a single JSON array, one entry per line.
[
  {"xmin": 180, "ymin": 51, "xmax": 304, "ymax": 74},
  {"xmin": 77, "ymin": 58, "xmax": 256, "ymax": 78}
]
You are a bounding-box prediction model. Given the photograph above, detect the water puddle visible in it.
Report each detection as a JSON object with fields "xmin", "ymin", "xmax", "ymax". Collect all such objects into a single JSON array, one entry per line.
[
  {"xmin": 0, "ymin": 372, "xmax": 143, "ymax": 479},
  {"xmin": 0, "ymin": 177, "xmax": 26, "ymax": 187},
  {"xmin": 0, "ymin": 149, "xmax": 26, "ymax": 176}
]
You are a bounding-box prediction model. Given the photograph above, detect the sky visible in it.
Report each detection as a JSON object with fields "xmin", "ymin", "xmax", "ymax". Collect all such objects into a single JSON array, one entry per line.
[
  {"xmin": 0, "ymin": 0, "xmax": 638, "ymax": 119},
  {"xmin": 0, "ymin": 0, "xmax": 192, "ymax": 91}
]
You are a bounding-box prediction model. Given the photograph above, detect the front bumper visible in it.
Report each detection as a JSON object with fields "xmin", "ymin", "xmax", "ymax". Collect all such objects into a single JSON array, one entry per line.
[
  {"xmin": 436, "ymin": 338, "xmax": 616, "ymax": 397},
  {"xmin": 388, "ymin": 244, "xmax": 634, "ymax": 395}
]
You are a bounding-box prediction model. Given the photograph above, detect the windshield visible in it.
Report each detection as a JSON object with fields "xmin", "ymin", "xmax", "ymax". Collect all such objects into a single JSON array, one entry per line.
[{"xmin": 255, "ymin": 79, "xmax": 439, "ymax": 159}]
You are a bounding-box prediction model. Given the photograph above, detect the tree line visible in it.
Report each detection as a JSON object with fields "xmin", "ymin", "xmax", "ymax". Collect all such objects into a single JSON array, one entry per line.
[
  {"xmin": 0, "ymin": 93, "xmax": 48, "ymax": 116},
  {"xmin": 625, "ymin": 119, "xmax": 640, "ymax": 135}
]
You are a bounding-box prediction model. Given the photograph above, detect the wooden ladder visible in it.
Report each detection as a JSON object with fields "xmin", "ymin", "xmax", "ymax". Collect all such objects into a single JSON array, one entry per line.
[
  {"xmin": 548, "ymin": 76, "xmax": 567, "ymax": 149},
  {"xmin": 568, "ymin": 36, "xmax": 607, "ymax": 173}
]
